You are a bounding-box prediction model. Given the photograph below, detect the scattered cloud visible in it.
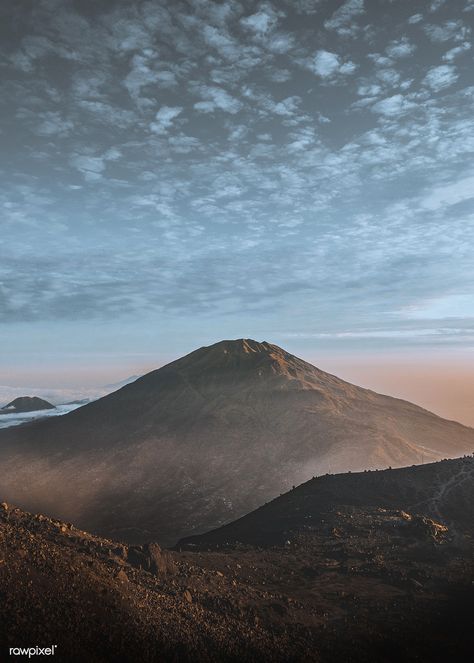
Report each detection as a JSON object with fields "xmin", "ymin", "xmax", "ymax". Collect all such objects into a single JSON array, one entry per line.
[
  {"xmin": 408, "ymin": 14, "xmax": 423, "ymax": 25},
  {"xmin": 240, "ymin": 7, "xmax": 280, "ymax": 34},
  {"xmin": 420, "ymin": 174, "xmax": 474, "ymax": 210},
  {"xmin": 424, "ymin": 20, "xmax": 471, "ymax": 43},
  {"xmin": 193, "ymin": 85, "xmax": 242, "ymax": 114},
  {"xmin": 429, "ymin": 0, "xmax": 447, "ymax": 12},
  {"xmin": 324, "ymin": 0, "xmax": 365, "ymax": 37},
  {"xmin": 69, "ymin": 155, "xmax": 106, "ymax": 182},
  {"xmin": 423, "ymin": 64, "xmax": 459, "ymax": 91},
  {"xmin": 371, "ymin": 94, "xmax": 416, "ymax": 117},
  {"xmin": 305, "ymin": 50, "xmax": 357, "ymax": 78},
  {"xmin": 386, "ymin": 37, "xmax": 416, "ymax": 59},
  {"xmin": 34, "ymin": 112, "xmax": 74, "ymax": 137},
  {"xmin": 150, "ymin": 106, "xmax": 183, "ymax": 134},
  {"xmin": 279, "ymin": 328, "xmax": 474, "ymax": 340},
  {"xmin": 443, "ymin": 42, "xmax": 471, "ymax": 61},
  {"xmin": 401, "ymin": 295, "xmax": 474, "ymax": 320}
]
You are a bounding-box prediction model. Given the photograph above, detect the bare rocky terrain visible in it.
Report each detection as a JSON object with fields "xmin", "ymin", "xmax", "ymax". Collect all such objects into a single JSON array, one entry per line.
[
  {"xmin": 0, "ymin": 339, "xmax": 473, "ymax": 546},
  {"xmin": 0, "ymin": 457, "xmax": 473, "ymax": 662},
  {"xmin": 180, "ymin": 456, "xmax": 474, "ymax": 548}
]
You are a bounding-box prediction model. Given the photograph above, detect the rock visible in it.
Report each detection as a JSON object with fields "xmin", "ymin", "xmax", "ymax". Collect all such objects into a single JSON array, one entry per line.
[
  {"xmin": 127, "ymin": 546, "xmax": 150, "ymax": 571},
  {"xmin": 117, "ymin": 569, "xmax": 128, "ymax": 583},
  {"xmin": 145, "ymin": 542, "xmax": 177, "ymax": 575},
  {"xmin": 411, "ymin": 516, "xmax": 448, "ymax": 540},
  {"xmin": 127, "ymin": 543, "xmax": 177, "ymax": 575},
  {"xmin": 112, "ymin": 545, "xmax": 127, "ymax": 559}
]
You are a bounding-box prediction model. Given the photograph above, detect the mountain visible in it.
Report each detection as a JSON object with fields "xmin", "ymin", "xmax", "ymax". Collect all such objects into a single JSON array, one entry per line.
[
  {"xmin": 1, "ymin": 458, "xmax": 473, "ymax": 662},
  {"xmin": 0, "ymin": 339, "xmax": 473, "ymax": 545},
  {"xmin": 179, "ymin": 455, "xmax": 474, "ymax": 548},
  {"xmin": 0, "ymin": 396, "xmax": 55, "ymax": 413}
]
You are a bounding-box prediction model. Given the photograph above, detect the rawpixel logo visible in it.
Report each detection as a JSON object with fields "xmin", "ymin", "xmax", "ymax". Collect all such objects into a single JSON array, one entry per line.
[{"xmin": 9, "ymin": 646, "xmax": 57, "ymax": 657}]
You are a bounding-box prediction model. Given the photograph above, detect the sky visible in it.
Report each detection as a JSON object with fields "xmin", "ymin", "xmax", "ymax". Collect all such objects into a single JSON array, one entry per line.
[{"xmin": 1, "ymin": 0, "xmax": 474, "ymax": 422}]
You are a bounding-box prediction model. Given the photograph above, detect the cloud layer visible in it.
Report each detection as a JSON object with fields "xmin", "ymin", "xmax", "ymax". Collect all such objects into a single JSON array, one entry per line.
[{"xmin": 0, "ymin": 0, "xmax": 473, "ymax": 365}]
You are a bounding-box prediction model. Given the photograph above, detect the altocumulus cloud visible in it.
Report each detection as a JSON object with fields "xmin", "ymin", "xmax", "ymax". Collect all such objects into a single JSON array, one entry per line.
[{"xmin": 0, "ymin": 0, "xmax": 473, "ymax": 357}]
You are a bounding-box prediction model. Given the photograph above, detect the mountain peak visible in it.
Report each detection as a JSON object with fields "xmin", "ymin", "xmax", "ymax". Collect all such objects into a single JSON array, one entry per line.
[
  {"xmin": 202, "ymin": 338, "xmax": 279, "ymax": 354},
  {"xmin": 200, "ymin": 338, "xmax": 290, "ymax": 362},
  {"xmin": 165, "ymin": 337, "xmax": 310, "ymax": 384}
]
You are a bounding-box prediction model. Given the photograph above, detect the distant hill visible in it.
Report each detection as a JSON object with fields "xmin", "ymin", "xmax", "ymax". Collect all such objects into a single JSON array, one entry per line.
[
  {"xmin": 0, "ymin": 396, "xmax": 55, "ymax": 414},
  {"xmin": 0, "ymin": 339, "xmax": 473, "ymax": 545},
  {"xmin": 0, "ymin": 376, "xmax": 143, "ymax": 414},
  {"xmin": 179, "ymin": 455, "xmax": 474, "ymax": 548}
]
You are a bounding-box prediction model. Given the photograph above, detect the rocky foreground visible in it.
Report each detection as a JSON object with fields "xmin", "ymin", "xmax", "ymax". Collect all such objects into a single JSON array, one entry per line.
[{"xmin": 1, "ymin": 469, "xmax": 473, "ymax": 662}]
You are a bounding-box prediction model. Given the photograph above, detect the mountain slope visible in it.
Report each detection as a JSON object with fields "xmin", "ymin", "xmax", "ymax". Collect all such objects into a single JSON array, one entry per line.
[
  {"xmin": 1, "ymin": 458, "xmax": 473, "ymax": 662},
  {"xmin": 179, "ymin": 455, "xmax": 474, "ymax": 548},
  {"xmin": 0, "ymin": 339, "xmax": 473, "ymax": 545}
]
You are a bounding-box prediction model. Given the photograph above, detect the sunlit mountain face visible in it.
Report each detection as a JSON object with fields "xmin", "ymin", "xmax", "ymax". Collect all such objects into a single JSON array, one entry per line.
[{"xmin": 0, "ymin": 0, "xmax": 473, "ymax": 396}]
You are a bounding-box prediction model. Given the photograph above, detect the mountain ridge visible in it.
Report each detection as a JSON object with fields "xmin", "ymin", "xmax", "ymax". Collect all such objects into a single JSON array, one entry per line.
[{"xmin": 178, "ymin": 455, "xmax": 474, "ymax": 549}]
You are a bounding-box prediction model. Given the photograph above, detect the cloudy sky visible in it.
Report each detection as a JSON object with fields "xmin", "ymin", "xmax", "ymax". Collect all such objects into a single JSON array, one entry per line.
[{"xmin": 1, "ymin": 0, "xmax": 474, "ymax": 409}]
